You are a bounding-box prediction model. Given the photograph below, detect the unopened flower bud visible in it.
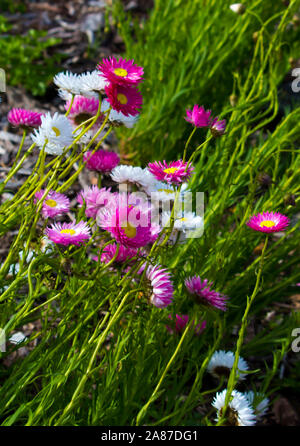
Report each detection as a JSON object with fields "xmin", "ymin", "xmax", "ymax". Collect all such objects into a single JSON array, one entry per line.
[
  {"xmin": 257, "ymin": 172, "xmax": 272, "ymax": 188},
  {"xmin": 230, "ymin": 94, "xmax": 238, "ymax": 107},
  {"xmin": 284, "ymin": 194, "xmax": 296, "ymax": 207},
  {"xmin": 229, "ymin": 3, "xmax": 246, "ymax": 14}
]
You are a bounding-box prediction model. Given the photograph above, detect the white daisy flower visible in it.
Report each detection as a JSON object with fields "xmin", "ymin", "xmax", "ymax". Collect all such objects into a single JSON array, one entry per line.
[
  {"xmin": 31, "ymin": 112, "xmax": 74, "ymax": 155},
  {"xmin": 53, "ymin": 71, "xmax": 82, "ymax": 95},
  {"xmin": 162, "ymin": 211, "xmax": 203, "ymax": 232},
  {"xmin": 212, "ymin": 389, "xmax": 256, "ymax": 426},
  {"xmin": 101, "ymin": 99, "xmax": 139, "ymax": 128},
  {"xmin": 207, "ymin": 350, "xmax": 249, "ymax": 382},
  {"xmin": 244, "ymin": 391, "xmax": 269, "ymax": 420},
  {"xmin": 110, "ymin": 165, "xmax": 154, "ymax": 190},
  {"xmin": 79, "ymin": 71, "xmax": 109, "ymax": 98}
]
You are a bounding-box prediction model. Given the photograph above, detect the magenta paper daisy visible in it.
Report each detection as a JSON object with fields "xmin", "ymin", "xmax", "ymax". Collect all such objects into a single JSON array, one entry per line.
[
  {"xmin": 97, "ymin": 56, "xmax": 144, "ymax": 86},
  {"xmin": 100, "ymin": 243, "xmax": 138, "ymax": 264},
  {"xmin": 147, "ymin": 160, "xmax": 194, "ymax": 185},
  {"xmin": 45, "ymin": 221, "xmax": 91, "ymax": 246},
  {"xmin": 34, "ymin": 189, "xmax": 70, "ymax": 219},
  {"xmin": 83, "ymin": 150, "xmax": 120, "ymax": 173},
  {"xmin": 105, "ymin": 83, "xmax": 142, "ymax": 116},
  {"xmin": 65, "ymin": 95, "xmax": 104, "ymax": 128},
  {"xmin": 166, "ymin": 314, "xmax": 206, "ymax": 335},
  {"xmin": 77, "ymin": 186, "xmax": 115, "ymax": 219},
  {"xmin": 140, "ymin": 264, "xmax": 174, "ymax": 308},
  {"xmin": 185, "ymin": 105, "xmax": 212, "ymax": 128},
  {"xmin": 8, "ymin": 108, "xmax": 43, "ymax": 128},
  {"xmin": 185, "ymin": 276, "xmax": 228, "ymax": 311},
  {"xmin": 210, "ymin": 117, "xmax": 226, "ymax": 137},
  {"xmin": 246, "ymin": 211, "xmax": 290, "ymax": 233},
  {"xmin": 98, "ymin": 203, "xmax": 158, "ymax": 249}
]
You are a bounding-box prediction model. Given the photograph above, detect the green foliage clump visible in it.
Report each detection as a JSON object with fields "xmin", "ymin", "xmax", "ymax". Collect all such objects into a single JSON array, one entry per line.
[{"xmin": 0, "ymin": 15, "xmax": 63, "ymax": 96}]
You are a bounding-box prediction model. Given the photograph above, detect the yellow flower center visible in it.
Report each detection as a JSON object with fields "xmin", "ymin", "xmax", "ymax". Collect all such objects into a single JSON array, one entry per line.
[
  {"xmin": 157, "ymin": 188, "xmax": 174, "ymax": 194},
  {"xmin": 179, "ymin": 217, "xmax": 187, "ymax": 222},
  {"xmin": 60, "ymin": 229, "xmax": 76, "ymax": 235},
  {"xmin": 52, "ymin": 126, "xmax": 61, "ymax": 137},
  {"xmin": 163, "ymin": 167, "xmax": 179, "ymax": 174},
  {"xmin": 121, "ymin": 221, "xmax": 137, "ymax": 238},
  {"xmin": 45, "ymin": 199, "xmax": 57, "ymax": 208},
  {"xmin": 117, "ymin": 93, "xmax": 128, "ymax": 105},
  {"xmin": 114, "ymin": 68, "xmax": 128, "ymax": 77},
  {"xmin": 260, "ymin": 220, "xmax": 275, "ymax": 228}
]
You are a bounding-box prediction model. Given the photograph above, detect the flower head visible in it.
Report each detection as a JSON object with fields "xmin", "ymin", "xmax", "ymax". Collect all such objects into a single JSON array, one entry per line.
[
  {"xmin": 212, "ymin": 389, "xmax": 256, "ymax": 426},
  {"xmin": 246, "ymin": 211, "xmax": 290, "ymax": 233},
  {"xmin": 185, "ymin": 105, "xmax": 212, "ymax": 128},
  {"xmin": 105, "ymin": 83, "xmax": 142, "ymax": 116},
  {"xmin": 210, "ymin": 117, "xmax": 226, "ymax": 137},
  {"xmin": 101, "ymin": 98, "xmax": 139, "ymax": 128},
  {"xmin": 244, "ymin": 391, "xmax": 269, "ymax": 421},
  {"xmin": 140, "ymin": 264, "xmax": 174, "ymax": 308},
  {"xmin": 110, "ymin": 165, "xmax": 155, "ymax": 190},
  {"xmin": 8, "ymin": 108, "xmax": 43, "ymax": 129},
  {"xmin": 83, "ymin": 150, "xmax": 120, "ymax": 173},
  {"xmin": 99, "ymin": 243, "xmax": 138, "ymax": 264},
  {"xmin": 53, "ymin": 71, "xmax": 82, "ymax": 96},
  {"xmin": 185, "ymin": 275, "xmax": 228, "ymax": 311},
  {"xmin": 97, "ymin": 56, "xmax": 144, "ymax": 86},
  {"xmin": 166, "ymin": 314, "xmax": 206, "ymax": 335},
  {"xmin": 207, "ymin": 350, "xmax": 249, "ymax": 381},
  {"xmin": 79, "ymin": 70, "xmax": 109, "ymax": 98},
  {"xmin": 65, "ymin": 95, "xmax": 104, "ymax": 129},
  {"xmin": 34, "ymin": 190, "xmax": 70, "ymax": 219},
  {"xmin": 97, "ymin": 201, "xmax": 158, "ymax": 249},
  {"xmin": 77, "ymin": 186, "xmax": 115, "ymax": 219},
  {"xmin": 31, "ymin": 112, "xmax": 74, "ymax": 155},
  {"xmin": 147, "ymin": 160, "xmax": 194, "ymax": 185},
  {"xmin": 45, "ymin": 221, "xmax": 91, "ymax": 246}
]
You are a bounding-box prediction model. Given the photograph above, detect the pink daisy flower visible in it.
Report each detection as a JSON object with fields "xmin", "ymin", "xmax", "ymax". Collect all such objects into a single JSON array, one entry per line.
[
  {"xmin": 77, "ymin": 186, "xmax": 115, "ymax": 219},
  {"xmin": 99, "ymin": 243, "xmax": 138, "ymax": 264},
  {"xmin": 210, "ymin": 117, "xmax": 226, "ymax": 137},
  {"xmin": 140, "ymin": 264, "xmax": 174, "ymax": 308},
  {"xmin": 105, "ymin": 83, "xmax": 142, "ymax": 116},
  {"xmin": 185, "ymin": 276, "xmax": 228, "ymax": 311},
  {"xmin": 45, "ymin": 221, "xmax": 91, "ymax": 246},
  {"xmin": 97, "ymin": 56, "xmax": 143, "ymax": 86},
  {"xmin": 65, "ymin": 95, "xmax": 104, "ymax": 129},
  {"xmin": 83, "ymin": 149, "xmax": 120, "ymax": 173},
  {"xmin": 166, "ymin": 314, "xmax": 206, "ymax": 335},
  {"xmin": 98, "ymin": 202, "xmax": 158, "ymax": 249},
  {"xmin": 185, "ymin": 105, "xmax": 212, "ymax": 128},
  {"xmin": 34, "ymin": 189, "xmax": 70, "ymax": 219},
  {"xmin": 147, "ymin": 160, "xmax": 194, "ymax": 185},
  {"xmin": 246, "ymin": 211, "xmax": 290, "ymax": 233},
  {"xmin": 8, "ymin": 108, "xmax": 44, "ymax": 128}
]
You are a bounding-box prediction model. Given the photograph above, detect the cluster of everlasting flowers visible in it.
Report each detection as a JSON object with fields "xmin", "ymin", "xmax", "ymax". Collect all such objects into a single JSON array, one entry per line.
[
  {"xmin": 185, "ymin": 104, "xmax": 226, "ymax": 137},
  {"xmin": 185, "ymin": 275, "xmax": 228, "ymax": 311}
]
